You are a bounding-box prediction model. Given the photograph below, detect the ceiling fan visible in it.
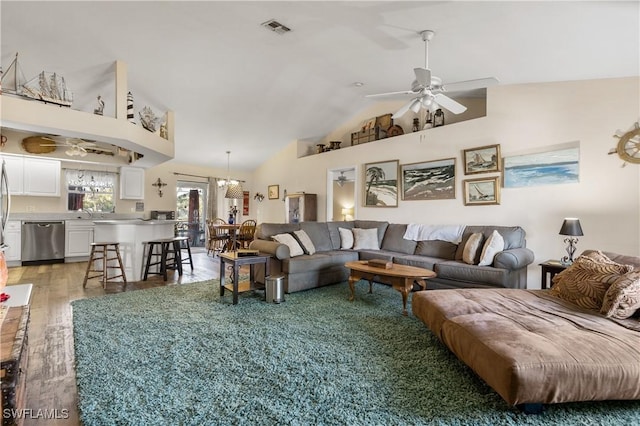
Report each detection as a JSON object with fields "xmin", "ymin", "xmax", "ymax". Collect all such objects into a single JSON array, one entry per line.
[
  {"xmin": 366, "ymin": 30, "xmax": 499, "ymax": 119},
  {"xmin": 39, "ymin": 136, "xmax": 113, "ymax": 157}
]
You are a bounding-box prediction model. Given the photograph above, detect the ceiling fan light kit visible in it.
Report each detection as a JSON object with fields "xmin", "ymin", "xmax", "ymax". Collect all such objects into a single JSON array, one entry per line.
[{"xmin": 366, "ymin": 30, "xmax": 498, "ymax": 120}]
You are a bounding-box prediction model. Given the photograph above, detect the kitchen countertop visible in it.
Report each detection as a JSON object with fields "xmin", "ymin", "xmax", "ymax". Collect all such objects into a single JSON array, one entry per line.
[{"xmin": 92, "ymin": 219, "xmax": 179, "ymax": 225}]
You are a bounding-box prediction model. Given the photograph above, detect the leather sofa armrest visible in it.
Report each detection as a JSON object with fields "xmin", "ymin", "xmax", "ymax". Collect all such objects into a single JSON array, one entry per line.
[
  {"xmin": 249, "ymin": 239, "xmax": 290, "ymax": 260},
  {"xmin": 494, "ymin": 248, "xmax": 535, "ymax": 270}
]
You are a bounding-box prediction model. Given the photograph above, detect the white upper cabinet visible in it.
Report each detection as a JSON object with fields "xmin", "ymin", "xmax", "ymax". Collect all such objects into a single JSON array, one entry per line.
[
  {"xmin": 3, "ymin": 155, "xmax": 60, "ymax": 197},
  {"xmin": 2, "ymin": 155, "xmax": 24, "ymax": 194},
  {"xmin": 119, "ymin": 166, "xmax": 145, "ymax": 200}
]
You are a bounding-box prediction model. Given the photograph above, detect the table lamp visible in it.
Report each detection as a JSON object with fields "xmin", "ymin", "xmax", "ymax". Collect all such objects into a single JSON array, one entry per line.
[{"xmin": 559, "ymin": 218, "xmax": 583, "ymax": 264}]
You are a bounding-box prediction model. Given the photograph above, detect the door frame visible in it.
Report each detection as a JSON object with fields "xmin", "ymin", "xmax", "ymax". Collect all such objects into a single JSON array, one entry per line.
[{"xmin": 326, "ymin": 165, "xmax": 357, "ymax": 221}]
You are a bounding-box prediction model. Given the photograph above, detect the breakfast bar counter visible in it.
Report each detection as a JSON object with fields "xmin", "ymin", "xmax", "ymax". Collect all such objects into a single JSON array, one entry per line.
[{"xmin": 93, "ymin": 220, "xmax": 177, "ymax": 282}]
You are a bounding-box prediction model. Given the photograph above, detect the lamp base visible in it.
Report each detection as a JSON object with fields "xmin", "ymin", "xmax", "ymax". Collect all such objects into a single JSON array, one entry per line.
[{"xmin": 562, "ymin": 237, "xmax": 579, "ymax": 265}]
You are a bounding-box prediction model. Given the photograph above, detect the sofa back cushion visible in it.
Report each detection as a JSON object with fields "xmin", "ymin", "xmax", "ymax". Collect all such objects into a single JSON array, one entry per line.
[
  {"xmin": 381, "ymin": 223, "xmax": 417, "ymax": 255},
  {"xmin": 255, "ymin": 223, "xmax": 300, "ymax": 240},
  {"xmin": 354, "ymin": 220, "xmax": 389, "ymax": 248},
  {"xmin": 327, "ymin": 221, "xmax": 355, "ymax": 250},
  {"xmin": 455, "ymin": 225, "xmax": 526, "ymax": 260},
  {"xmin": 415, "ymin": 240, "xmax": 457, "ymax": 259},
  {"xmin": 300, "ymin": 222, "xmax": 333, "ymax": 252}
]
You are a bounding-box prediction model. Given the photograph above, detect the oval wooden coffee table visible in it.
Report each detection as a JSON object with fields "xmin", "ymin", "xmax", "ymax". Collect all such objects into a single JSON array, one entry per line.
[{"xmin": 345, "ymin": 260, "xmax": 436, "ymax": 316}]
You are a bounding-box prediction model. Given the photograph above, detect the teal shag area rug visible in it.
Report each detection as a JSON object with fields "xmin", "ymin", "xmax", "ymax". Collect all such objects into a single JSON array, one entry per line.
[{"xmin": 72, "ymin": 281, "xmax": 640, "ymax": 425}]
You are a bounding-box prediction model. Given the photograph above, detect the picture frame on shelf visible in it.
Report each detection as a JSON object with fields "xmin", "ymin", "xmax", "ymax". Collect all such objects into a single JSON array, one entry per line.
[
  {"xmin": 268, "ymin": 185, "xmax": 279, "ymax": 200},
  {"xmin": 462, "ymin": 144, "xmax": 501, "ymax": 175},
  {"xmin": 364, "ymin": 160, "xmax": 399, "ymax": 207},
  {"xmin": 463, "ymin": 176, "xmax": 501, "ymax": 206},
  {"xmin": 401, "ymin": 158, "xmax": 456, "ymax": 201}
]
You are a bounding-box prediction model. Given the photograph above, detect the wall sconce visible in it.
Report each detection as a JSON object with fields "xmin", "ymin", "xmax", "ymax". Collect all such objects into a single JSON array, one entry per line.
[
  {"xmin": 282, "ymin": 188, "xmax": 287, "ymax": 202},
  {"xmin": 152, "ymin": 177, "xmax": 167, "ymax": 197},
  {"xmin": 254, "ymin": 192, "xmax": 265, "ymax": 202},
  {"xmin": 559, "ymin": 217, "xmax": 584, "ymax": 264}
]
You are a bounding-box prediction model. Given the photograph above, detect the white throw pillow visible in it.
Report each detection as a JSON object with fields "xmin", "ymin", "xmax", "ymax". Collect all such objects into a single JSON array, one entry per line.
[
  {"xmin": 272, "ymin": 233, "xmax": 304, "ymax": 257},
  {"xmin": 462, "ymin": 233, "xmax": 484, "ymax": 265},
  {"xmin": 352, "ymin": 228, "xmax": 380, "ymax": 250},
  {"xmin": 478, "ymin": 230, "xmax": 505, "ymax": 266},
  {"xmin": 293, "ymin": 230, "xmax": 316, "ymax": 255},
  {"xmin": 338, "ymin": 227, "xmax": 354, "ymax": 249}
]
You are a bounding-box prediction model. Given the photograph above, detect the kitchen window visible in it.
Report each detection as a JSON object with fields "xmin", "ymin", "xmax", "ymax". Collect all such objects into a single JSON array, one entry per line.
[{"xmin": 66, "ymin": 170, "xmax": 116, "ymax": 213}]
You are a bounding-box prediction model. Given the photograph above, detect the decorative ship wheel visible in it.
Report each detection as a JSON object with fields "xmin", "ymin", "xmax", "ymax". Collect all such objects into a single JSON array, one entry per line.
[{"xmin": 610, "ymin": 121, "xmax": 640, "ymax": 166}]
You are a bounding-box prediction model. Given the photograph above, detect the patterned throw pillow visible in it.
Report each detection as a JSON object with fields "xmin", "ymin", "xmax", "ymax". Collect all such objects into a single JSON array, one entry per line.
[
  {"xmin": 550, "ymin": 251, "xmax": 634, "ymax": 311},
  {"xmin": 478, "ymin": 230, "xmax": 504, "ymax": 266},
  {"xmin": 600, "ymin": 271, "xmax": 640, "ymax": 319},
  {"xmin": 462, "ymin": 233, "xmax": 484, "ymax": 265},
  {"xmin": 272, "ymin": 233, "xmax": 304, "ymax": 257}
]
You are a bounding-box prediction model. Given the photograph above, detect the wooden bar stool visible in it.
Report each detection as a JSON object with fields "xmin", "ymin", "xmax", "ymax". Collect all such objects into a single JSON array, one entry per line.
[
  {"xmin": 143, "ymin": 239, "xmax": 183, "ymax": 281},
  {"xmin": 173, "ymin": 236, "xmax": 193, "ymax": 270},
  {"xmin": 83, "ymin": 242, "xmax": 127, "ymax": 288}
]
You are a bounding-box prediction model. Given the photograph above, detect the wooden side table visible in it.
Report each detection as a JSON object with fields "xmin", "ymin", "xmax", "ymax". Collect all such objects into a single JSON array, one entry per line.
[
  {"xmin": 539, "ymin": 260, "xmax": 569, "ymax": 289},
  {"xmin": 219, "ymin": 252, "xmax": 271, "ymax": 305}
]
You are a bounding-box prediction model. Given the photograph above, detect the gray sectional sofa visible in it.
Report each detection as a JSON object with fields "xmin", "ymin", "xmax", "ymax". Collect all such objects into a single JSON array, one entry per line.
[{"xmin": 249, "ymin": 220, "xmax": 535, "ymax": 293}]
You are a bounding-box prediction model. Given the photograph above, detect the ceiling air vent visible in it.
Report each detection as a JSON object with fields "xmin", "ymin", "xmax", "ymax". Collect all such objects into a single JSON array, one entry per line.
[{"xmin": 261, "ymin": 19, "xmax": 291, "ymax": 35}]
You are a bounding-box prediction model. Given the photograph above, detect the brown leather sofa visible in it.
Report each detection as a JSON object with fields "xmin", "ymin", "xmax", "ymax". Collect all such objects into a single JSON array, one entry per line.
[{"xmin": 412, "ymin": 250, "xmax": 640, "ymax": 411}]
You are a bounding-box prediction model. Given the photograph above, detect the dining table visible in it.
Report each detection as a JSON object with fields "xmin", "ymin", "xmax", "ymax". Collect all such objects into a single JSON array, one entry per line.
[{"xmin": 212, "ymin": 223, "xmax": 241, "ymax": 252}]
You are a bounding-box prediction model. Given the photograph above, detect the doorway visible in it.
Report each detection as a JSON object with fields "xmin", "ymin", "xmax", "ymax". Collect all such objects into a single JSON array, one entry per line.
[
  {"xmin": 327, "ymin": 166, "xmax": 357, "ymax": 221},
  {"xmin": 176, "ymin": 180, "xmax": 209, "ymax": 247}
]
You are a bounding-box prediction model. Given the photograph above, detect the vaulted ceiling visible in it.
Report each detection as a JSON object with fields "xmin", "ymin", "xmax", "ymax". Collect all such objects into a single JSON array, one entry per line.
[{"xmin": 2, "ymin": 1, "xmax": 638, "ymax": 171}]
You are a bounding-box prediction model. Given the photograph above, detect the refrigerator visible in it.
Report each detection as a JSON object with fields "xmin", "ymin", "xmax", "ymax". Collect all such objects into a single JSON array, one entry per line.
[{"xmin": 0, "ymin": 158, "xmax": 10, "ymax": 290}]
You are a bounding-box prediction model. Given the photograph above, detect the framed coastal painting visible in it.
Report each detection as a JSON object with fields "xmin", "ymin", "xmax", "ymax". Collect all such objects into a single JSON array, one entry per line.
[
  {"xmin": 463, "ymin": 176, "xmax": 501, "ymax": 205},
  {"xmin": 268, "ymin": 184, "xmax": 279, "ymax": 200},
  {"xmin": 463, "ymin": 144, "xmax": 501, "ymax": 174},
  {"xmin": 364, "ymin": 160, "xmax": 398, "ymax": 207},
  {"xmin": 503, "ymin": 144, "xmax": 579, "ymax": 188},
  {"xmin": 401, "ymin": 158, "xmax": 456, "ymax": 201}
]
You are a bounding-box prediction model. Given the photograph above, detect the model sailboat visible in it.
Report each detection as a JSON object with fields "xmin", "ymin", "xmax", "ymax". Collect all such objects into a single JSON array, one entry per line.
[{"xmin": 1, "ymin": 53, "xmax": 73, "ymax": 107}]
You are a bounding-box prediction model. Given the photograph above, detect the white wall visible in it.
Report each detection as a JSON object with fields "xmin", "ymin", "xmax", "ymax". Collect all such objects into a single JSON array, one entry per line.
[{"xmin": 252, "ymin": 77, "xmax": 640, "ymax": 288}]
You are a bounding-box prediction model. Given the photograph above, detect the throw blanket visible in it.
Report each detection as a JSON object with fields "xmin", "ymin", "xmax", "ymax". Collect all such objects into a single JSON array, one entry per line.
[{"xmin": 403, "ymin": 224, "xmax": 466, "ymax": 244}]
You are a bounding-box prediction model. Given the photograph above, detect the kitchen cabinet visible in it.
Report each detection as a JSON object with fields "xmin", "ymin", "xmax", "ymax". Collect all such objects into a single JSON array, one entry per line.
[
  {"xmin": 285, "ymin": 193, "xmax": 317, "ymax": 223},
  {"xmin": 1, "ymin": 155, "xmax": 60, "ymax": 197},
  {"xmin": 119, "ymin": 166, "xmax": 145, "ymax": 200},
  {"xmin": 4, "ymin": 220, "xmax": 22, "ymax": 264},
  {"xmin": 65, "ymin": 220, "xmax": 95, "ymax": 259}
]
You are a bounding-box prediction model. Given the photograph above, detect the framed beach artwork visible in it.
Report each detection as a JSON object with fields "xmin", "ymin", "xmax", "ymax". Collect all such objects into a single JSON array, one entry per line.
[
  {"xmin": 401, "ymin": 158, "xmax": 456, "ymax": 201},
  {"xmin": 364, "ymin": 160, "xmax": 398, "ymax": 207},
  {"xmin": 503, "ymin": 144, "xmax": 579, "ymax": 188},
  {"xmin": 463, "ymin": 176, "xmax": 501, "ymax": 205},
  {"xmin": 463, "ymin": 144, "xmax": 501, "ymax": 175}
]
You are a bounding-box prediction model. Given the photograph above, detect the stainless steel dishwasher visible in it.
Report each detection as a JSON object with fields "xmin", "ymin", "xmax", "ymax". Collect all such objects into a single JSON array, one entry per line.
[{"xmin": 21, "ymin": 221, "xmax": 65, "ymax": 265}]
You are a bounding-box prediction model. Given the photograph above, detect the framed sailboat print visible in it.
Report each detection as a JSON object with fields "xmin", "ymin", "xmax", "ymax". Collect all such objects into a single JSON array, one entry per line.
[
  {"xmin": 462, "ymin": 144, "xmax": 501, "ymax": 175},
  {"xmin": 463, "ymin": 176, "xmax": 501, "ymax": 205}
]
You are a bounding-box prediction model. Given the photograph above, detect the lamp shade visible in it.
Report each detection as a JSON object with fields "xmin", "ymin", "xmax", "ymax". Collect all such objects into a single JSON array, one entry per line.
[
  {"xmin": 559, "ymin": 218, "xmax": 583, "ymax": 236},
  {"xmin": 225, "ymin": 182, "xmax": 244, "ymax": 199}
]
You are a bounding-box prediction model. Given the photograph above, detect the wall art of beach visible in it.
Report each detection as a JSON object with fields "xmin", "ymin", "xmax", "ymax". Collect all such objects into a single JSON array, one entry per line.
[
  {"xmin": 402, "ymin": 159, "xmax": 455, "ymax": 200},
  {"xmin": 504, "ymin": 147, "xmax": 579, "ymax": 188}
]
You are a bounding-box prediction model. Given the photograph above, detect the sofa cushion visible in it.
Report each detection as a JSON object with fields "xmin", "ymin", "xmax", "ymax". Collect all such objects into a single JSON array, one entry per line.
[
  {"xmin": 300, "ymin": 222, "xmax": 333, "ymax": 252},
  {"xmin": 550, "ymin": 252, "xmax": 634, "ymax": 311},
  {"xmin": 381, "ymin": 223, "xmax": 417, "ymax": 255},
  {"xmin": 456, "ymin": 226, "xmax": 526, "ymax": 260},
  {"xmin": 435, "ymin": 260, "xmax": 510, "ymax": 287},
  {"xmin": 414, "ymin": 240, "xmax": 457, "ymax": 259},
  {"xmin": 292, "ymin": 230, "xmax": 316, "ymax": 255},
  {"xmin": 462, "ymin": 233, "xmax": 484, "ymax": 265},
  {"xmin": 393, "ymin": 254, "xmax": 440, "ymax": 271},
  {"xmin": 478, "ymin": 230, "xmax": 505, "ymax": 266},
  {"xmin": 352, "ymin": 228, "xmax": 380, "ymax": 250},
  {"xmin": 283, "ymin": 251, "xmax": 357, "ymax": 274},
  {"xmin": 327, "ymin": 221, "xmax": 354, "ymax": 250},
  {"xmin": 354, "ymin": 220, "xmax": 389, "ymax": 247},
  {"xmin": 358, "ymin": 250, "xmax": 395, "ymax": 262},
  {"xmin": 600, "ymin": 271, "xmax": 640, "ymax": 319},
  {"xmin": 256, "ymin": 223, "xmax": 300, "ymax": 240},
  {"xmin": 272, "ymin": 233, "xmax": 304, "ymax": 257},
  {"xmin": 338, "ymin": 227, "xmax": 354, "ymax": 249}
]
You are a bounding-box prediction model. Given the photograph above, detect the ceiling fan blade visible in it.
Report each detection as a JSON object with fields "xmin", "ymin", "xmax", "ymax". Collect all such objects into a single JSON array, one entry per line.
[
  {"xmin": 365, "ymin": 90, "xmax": 415, "ymax": 98},
  {"xmin": 392, "ymin": 98, "xmax": 418, "ymax": 119},
  {"xmin": 433, "ymin": 94, "xmax": 467, "ymax": 114},
  {"xmin": 414, "ymin": 67, "xmax": 431, "ymax": 87},
  {"xmin": 441, "ymin": 77, "xmax": 499, "ymax": 93}
]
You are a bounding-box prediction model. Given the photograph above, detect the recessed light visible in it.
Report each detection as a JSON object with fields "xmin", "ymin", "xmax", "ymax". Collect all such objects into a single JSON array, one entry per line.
[
  {"xmin": 261, "ymin": 19, "xmax": 291, "ymax": 35},
  {"xmin": 353, "ymin": 82, "xmax": 364, "ymax": 87}
]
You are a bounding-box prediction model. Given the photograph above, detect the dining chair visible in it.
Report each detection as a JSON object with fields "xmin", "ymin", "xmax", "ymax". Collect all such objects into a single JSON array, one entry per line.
[
  {"xmin": 237, "ymin": 219, "xmax": 257, "ymax": 249},
  {"xmin": 207, "ymin": 217, "xmax": 229, "ymax": 256}
]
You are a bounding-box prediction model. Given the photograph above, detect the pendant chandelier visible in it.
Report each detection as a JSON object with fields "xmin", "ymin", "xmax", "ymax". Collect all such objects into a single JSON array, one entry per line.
[{"xmin": 224, "ymin": 150, "xmax": 244, "ymax": 199}]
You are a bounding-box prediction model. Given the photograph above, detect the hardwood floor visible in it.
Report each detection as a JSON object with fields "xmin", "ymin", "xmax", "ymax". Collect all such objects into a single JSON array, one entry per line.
[{"xmin": 4, "ymin": 248, "xmax": 223, "ymax": 425}]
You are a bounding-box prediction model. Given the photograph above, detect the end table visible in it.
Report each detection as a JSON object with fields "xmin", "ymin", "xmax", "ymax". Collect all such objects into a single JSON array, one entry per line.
[{"xmin": 539, "ymin": 260, "xmax": 569, "ymax": 289}]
